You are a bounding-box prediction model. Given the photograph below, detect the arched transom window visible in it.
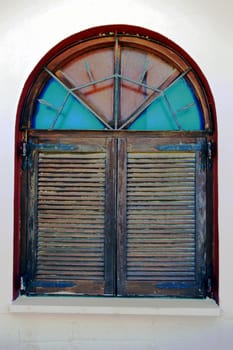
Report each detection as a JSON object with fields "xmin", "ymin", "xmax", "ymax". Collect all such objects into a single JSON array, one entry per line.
[
  {"xmin": 22, "ymin": 31, "xmax": 210, "ymax": 132},
  {"xmin": 17, "ymin": 25, "xmax": 217, "ymax": 299}
]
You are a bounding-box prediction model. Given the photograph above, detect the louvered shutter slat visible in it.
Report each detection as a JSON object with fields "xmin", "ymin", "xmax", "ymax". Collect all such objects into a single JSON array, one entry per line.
[
  {"xmin": 37, "ymin": 152, "xmax": 105, "ymax": 284},
  {"xmin": 127, "ymin": 152, "xmax": 196, "ymax": 282}
]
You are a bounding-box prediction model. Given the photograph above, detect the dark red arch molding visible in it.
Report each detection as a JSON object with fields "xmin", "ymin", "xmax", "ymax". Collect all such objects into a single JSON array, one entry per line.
[{"xmin": 13, "ymin": 24, "xmax": 218, "ymax": 301}]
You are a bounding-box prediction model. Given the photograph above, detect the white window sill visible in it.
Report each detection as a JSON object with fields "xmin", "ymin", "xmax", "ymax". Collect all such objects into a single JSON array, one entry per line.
[{"xmin": 9, "ymin": 296, "xmax": 220, "ymax": 316}]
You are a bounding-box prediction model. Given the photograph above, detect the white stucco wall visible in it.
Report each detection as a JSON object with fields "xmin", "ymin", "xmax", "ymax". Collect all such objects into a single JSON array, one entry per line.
[{"xmin": 1, "ymin": 0, "xmax": 233, "ymax": 348}]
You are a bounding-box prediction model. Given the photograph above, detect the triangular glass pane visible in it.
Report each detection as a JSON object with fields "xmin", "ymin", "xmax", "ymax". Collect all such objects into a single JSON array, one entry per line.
[
  {"xmin": 61, "ymin": 47, "xmax": 114, "ymax": 124},
  {"xmin": 32, "ymin": 78, "xmax": 105, "ymax": 130},
  {"xmin": 120, "ymin": 47, "xmax": 175, "ymax": 125},
  {"xmin": 128, "ymin": 78, "xmax": 204, "ymax": 131}
]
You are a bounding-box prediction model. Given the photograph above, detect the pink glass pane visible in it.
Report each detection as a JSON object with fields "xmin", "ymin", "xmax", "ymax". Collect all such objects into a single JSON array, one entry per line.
[
  {"xmin": 120, "ymin": 47, "xmax": 174, "ymax": 123},
  {"xmin": 61, "ymin": 48, "xmax": 114, "ymax": 123}
]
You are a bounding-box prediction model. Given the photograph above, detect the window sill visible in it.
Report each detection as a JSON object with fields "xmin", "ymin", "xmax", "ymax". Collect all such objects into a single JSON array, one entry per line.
[{"xmin": 9, "ymin": 296, "xmax": 220, "ymax": 316}]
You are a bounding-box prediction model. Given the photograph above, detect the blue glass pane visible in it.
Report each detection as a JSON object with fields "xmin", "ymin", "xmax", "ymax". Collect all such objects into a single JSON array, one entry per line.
[
  {"xmin": 129, "ymin": 78, "xmax": 204, "ymax": 131},
  {"xmin": 32, "ymin": 78, "xmax": 105, "ymax": 130}
]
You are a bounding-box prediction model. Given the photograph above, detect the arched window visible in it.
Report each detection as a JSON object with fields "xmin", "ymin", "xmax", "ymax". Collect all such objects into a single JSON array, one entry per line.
[{"xmin": 14, "ymin": 25, "xmax": 218, "ymax": 300}]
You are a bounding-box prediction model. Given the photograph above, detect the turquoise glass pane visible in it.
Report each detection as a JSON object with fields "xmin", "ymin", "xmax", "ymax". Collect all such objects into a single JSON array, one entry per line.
[
  {"xmin": 129, "ymin": 78, "xmax": 204, "ymax": 131},
  {"xmin": 32, "ymin": 78, "xmax": 105, "ymax": 130}
]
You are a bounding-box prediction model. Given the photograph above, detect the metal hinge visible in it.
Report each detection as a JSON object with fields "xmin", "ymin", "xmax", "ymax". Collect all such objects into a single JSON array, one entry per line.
[
  {"xmin": 21, "ymin": 141, "xmax": 28, "ymax": 157},
  {"xmin": 20, "ymin": 276, "xmax": 26, "ymax": 294},
  {"xmin": 207, "ymin": 277, "xmax": 212, "ymax": 292},
  {"xmin": 207, "ymin": 141, "xmax": 214, "ymax": 160},
  {"xmin": 207, "ymin": 277, "xmax": 214, "ymax": 298},
  {"xmin": 20, "ymin": 141, "xmax": 28, "ymax": 170},
  {"xmin": 20, "ymin": 141, "xmax": 32, "ymax": 170}
]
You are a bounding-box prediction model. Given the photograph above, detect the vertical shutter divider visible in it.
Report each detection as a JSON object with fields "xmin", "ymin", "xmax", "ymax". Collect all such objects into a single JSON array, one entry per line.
[
  {"xmin": 117, "ymin": 138, "xmax": 127, "ymax": 296},
  {"xmin": 195, "ymin": 138, "xmax": 207, "ymax": 296},
  {"xmin": 104, "ymin": 138, "xmax": 117, "ymax": 295}
]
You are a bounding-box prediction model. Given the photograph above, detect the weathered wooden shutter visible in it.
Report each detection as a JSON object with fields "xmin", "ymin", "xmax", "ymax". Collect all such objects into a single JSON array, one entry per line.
[
  {"xmin": 26, "ymin": 136, "xmax": 116, "ymax": 295},
  {"xmin": 117, "ymin": 137, "xmax": 207, "ymax": 297},
  {"xmin": 24, "ymin": 134, "xmax": 207, "ymax": 297}
]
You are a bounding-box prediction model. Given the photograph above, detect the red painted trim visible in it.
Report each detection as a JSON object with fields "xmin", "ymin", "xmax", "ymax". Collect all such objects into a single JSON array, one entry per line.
[
  {"xmin": 212, "ymin": 123, "xmax": 219, "ymax": 303},
  {"xmin": 13, "ymin": 24, "xmax": 218, "ymax": 301},
  {"xmin": 13, "ymin": 101, "xmax": 23, "ymax": 299}
]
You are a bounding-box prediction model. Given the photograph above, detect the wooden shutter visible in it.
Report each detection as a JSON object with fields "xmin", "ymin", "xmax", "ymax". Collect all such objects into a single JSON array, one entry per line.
[
  {"xmin": 23, "ymin": 133, "xmax": 207, "ymax": 297},
  {"xmin": 117, "ymin": 137, "xmax": 207, "ymax": 297},
  {"xmin": 25, "ymin": 136, "xmax": 116, "ymax": 295}
]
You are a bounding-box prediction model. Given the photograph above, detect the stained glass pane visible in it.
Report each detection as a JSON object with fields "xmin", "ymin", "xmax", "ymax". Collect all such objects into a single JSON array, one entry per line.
[
  {"xmin": 32, "ymin": 78, "xmax": 105, "ymax": 130},
  {"xmin": 31, "ymin": 43, "xmax": 205, "ymax": 131},
  {"xmin": 128, "ymin": 78, "xmax": 204, "ymax": 131}
]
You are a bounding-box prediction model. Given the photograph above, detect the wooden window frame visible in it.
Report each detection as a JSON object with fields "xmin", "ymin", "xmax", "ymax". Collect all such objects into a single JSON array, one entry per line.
[{"xmin": 13, "ymin": 25, "xmax": 218, "ymax": 302}]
